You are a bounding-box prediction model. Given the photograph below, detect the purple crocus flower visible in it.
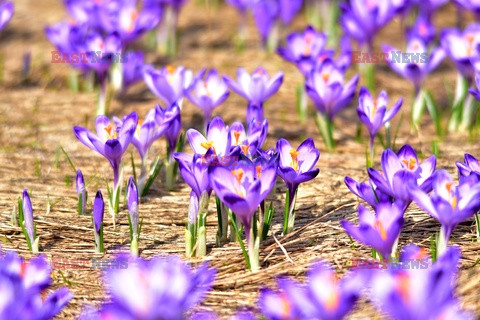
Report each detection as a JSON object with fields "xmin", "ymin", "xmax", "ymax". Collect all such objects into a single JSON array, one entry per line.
[
  {"xmin": 441, "ymin": 23, "xmax": 480, "ymax": 82},
  {"xmin": 383, "ymin": 37, "xmax": 445, "ymax": 96},
  {"xmin": 174, "ymin": 152, "xmax": 212, "ymax": 204},
  {"xmin": 412, "ymin": 0, "xmax": 448, "ymax": 19},
  {"xmin": 305, "ymin": 59, "xmax": 359, "ymax": 120},
  {"xmin": 456, "ymin": 153, "xmax": 480, "ymax": 182},
  {"xmin": 22, "ymin": 189, "xmax": 35, "ymax": 248},
  {"xmin": 229, "ymin": 119, "xmax": 268, "ymax": 157},
  {"xmin": 259, "ymin": 261, "xmax": 364, "ymax": 320},
  {"xmin": 277, "ymin": 26, "xmax": 330, "ymax": 76},
  {"xmin": 468, "ymin": 71, "xmax": 480, "ymax": 101},
  {"xmin": 92, "ymin": 190, "xmax": 105, "ymax": 253},
  {"xmin": 186, "ymin": 69, "xmax": 230, "ymax": 124},
  {"xmin": 344, "ymin": 176, "xmax": 391, "ymax": 210},
  {"xmin": 252, "ymin": 0, "xmax": 278, "ymax": 45},
  {"xmin": 371, "ymin": 245, "xmax": 473, "ymax": 319},
  {"xmin": 186, "ymin": 116, "xmax": 231, "ymax": 157},
  {"xmin": 127, "ymin": 177, "xmax": 140, "ymax": 255},
  {"xmin": 73, "ymin": 112, "xmax": 138, "ymax": 190},
  {"xmin": 122, "ymin": 51, "xmax": 144, "ymax": 91},
  {"xmin": 80, "ymin": 255, "xmax": 216, "ymax": 320},
  {"xmin": 0, "ymin": 250, "xmax": 72, "ymax": 319},
  {"xmin": 223, "ymin": 67, "xmax": 283, "ymax": 105},
  {"xmin": 276, "ymin": 138, "xmax": 320, "ymax": 233},
  {"xmin": 341, "ymin": 202, "xmax": 405, "ymax": 259},
  {"xmin": 76, "ymin": 169, "xmax": 87, "ymax": 215},
  {"xmin": 143, "ymin": 65, "xmax": 193, "ymax": 106},
  {"xmin": 155, "ymin": 102, "xmax": 182, "ymax": 153},
  {"xmin": 368, "ymin": 144, "xmax": 436, "ymax": 205},
  {"xmin": 409, "ymin": 169, "xmax": 480, "ymax": 252},
  {"xmin": 278, "ymin": 0, "xmax": 303, "ymax": 25},
  {"xmin": 406, "ymin": 15, "xmax": 436, "ymax": 44},
  {"xmin": 64, "ymin": 0, "xmax": 99, "ymax": 26},
  {"xmin": 96, "ymin": 0, "xmax": 161, "ymax": 45},
  {"xmin": 0, "ymin": 1, "xmax": 13, "ymax": 31},
  {"xmin": 357, "ymin": 87, "xmax": 403, "ymax": 150},
  {"xmin": 340, "ymin": 0, "xmax": 395, "ymax": 47}
]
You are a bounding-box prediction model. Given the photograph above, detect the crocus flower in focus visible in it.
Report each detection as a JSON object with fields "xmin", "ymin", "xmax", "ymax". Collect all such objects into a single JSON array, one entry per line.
[
  {"xmin": 341, "ymin": 202, "xmax": 405, "ymax": 260},
  {"xmin": 276, "ymin": 138, "xmax": 320, "ymax": 234},
  {"xmin": 371, "ymin": 245, "xmax": 473, "ymax": 320},
  {"xmin": 368, "ymin": 144, "xmax": 436, "ymax": 207},
  {"xmin": 357, "ymin": 87, "xmax": 403, "ymax": 162},
  {"xmin": 259, "ymin": 261, "xmax": 364, "ymax": 320},
  {"xmin": 80, "ymin": 255, "xmax": 216, "ymax": 320},
  {"xmin": 76, "ymin": 169, "xmax": 87, "ymax": 215},
  {"xmin": 344, "ymin": 176, "xmax": 391, "ymax": 210},
  {"xmin": 0, "ymin": 250, "xmax": 73, "ymax": 319},
  {"xmin": 409, "ymin": 169, "xmax": 480, "ymax": 255},
  {"xmin": 209, "ymin": 158, "xmax": 277, "ymax": 271},
  {"xmin": 0, "ymin": 1, "xmax": 14, "ymax": 31},
  {"xmin": 456, "ymin": 153, "xmax": 480, "ymax": 182},
  {"xmin": 186, "ymin": 69, "xmax": 230, "ymax": 126},
  {"xmin": 73, "ymin": 112, "xmax": 138, "ymax": 217},
  {"xmin": 143, "ymin": 65, "xmax": 193, "ymax": 106},
  {"xmin": 441, "ymin": 23, "xmax": 480, "ymax": 82},
  {"xmin": 277, "ymin": 25, "xmax": 330, "ymax": 76},
  {"xmin": 383, "ymin": 37, "xmax": 445, "ymax": 97},
  {"xmin": 223, "ymin": 67, "xmax": 283, "ymax": 106},
  {"xmin": 407, "ymin": 15, "xmax": 436, "ymax": 44},
  {"xmin": 187, "ymin": 116, "xmax": 231, "ymax": 157},
  {"xmin": 127, "ymin": 177, "xmax": 140, "ymax": 256},
  {"xmin": 20, "ymin": 189, "xmax": 39, "ymax": 253},
  {"xmin": 92, "ymin": 190, "xmax": 105, "ymax": 253},
  {"xmin": 229, "ymin": 119, "xmax": 268, "ymax": 158},
  {"xmin": 340, "ymin": 0, "xmax": 395, "ymax": 48}
]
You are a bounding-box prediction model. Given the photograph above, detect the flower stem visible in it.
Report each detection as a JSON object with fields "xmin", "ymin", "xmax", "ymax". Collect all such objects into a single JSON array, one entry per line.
[
  {"xmin": 282, "ymin": 187, "xmax": 298, "ymax": 235},
  {"xmin": 296, "ymin": 84, "xmax": 308, "ymax": 125},
  {"xmin": 97, "ymin": 75, "xmax": 107, "ymax": 116},
  {"xmin": 314, "ymin": 113, "xmax": 335, "ymax": 152},
  {"xmin": 459, "ymin": 94, "xmax": 476, "ymax": 131},
  {"xmin": 130, "ymin": 235, "xmax": 139, "ymax": 256},
  {"xmin": 248, "ymin": 226, "xmax": 260, "ymax": 272},
  {"xmin": 448, "ymin": 73, "xmax": 468, "ymax": 132},
  {"xmin": 437, "ymin": 226, "xmax": 449, "ymax": 257},
  {"xmin": 412, "ymin": 89, "xmax": 426, "ymax": 131}
]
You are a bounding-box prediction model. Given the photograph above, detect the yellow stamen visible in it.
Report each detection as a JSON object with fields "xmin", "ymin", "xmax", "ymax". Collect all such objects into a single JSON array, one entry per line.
[
  {"xmin": 280, "ymin": 294, "xmax": 292, "ymax": 318},
  {"xmin": 166, "ymin": 65, "xmax": 176, "ymax": 74},
  {"xmin": 371, "ymin": 99, "xmax": 378, "ymax": 118},
  {"xmin": 104, "ymin": 124, "xmax": 117, "ymax": 139},
  {"xmin": 233, "ymin": 131, "xmax": 241, "ymax": 146},
  {"xmin": 203, "ymin": 81, "xmax": 211, "ymax": 96},
  {"xmin": 201, "ymin": 141, "xmax": 214, "ymax": 150},
  {"xmin": 401, "ymin": 158, "xmax": 416, "ymax": 171},
  {"xmin": 232, "ymin": 169, "xmax": 244, "ymax": 184},
  {"xmin": 289, "ymin": 149, "xmax": 299, "ymax": 171},
  {"xmin": 322, "ymin": 73, "xmax": 330, "ymax": 83}
]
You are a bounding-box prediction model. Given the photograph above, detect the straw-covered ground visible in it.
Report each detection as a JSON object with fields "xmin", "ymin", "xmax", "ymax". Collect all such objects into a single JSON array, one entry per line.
[{"xmin": 0, "ymin": 1, "xmax": 479, "ymax": 319}]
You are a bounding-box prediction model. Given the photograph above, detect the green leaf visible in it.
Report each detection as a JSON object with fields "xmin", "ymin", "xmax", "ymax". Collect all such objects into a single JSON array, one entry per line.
[
  {"xmin": 424, "ymin": 91, "xmax": 443, "ymax": 137},
  {"xmin": 227, "ymin": 210, "xmax": 251, "ymax": 270},
  {"xmin": 130, "ymin": 152, "xmax": 137, "ymax": 184},
  {"xmin": 262, "ymin": 202, "xmax": 275, "ymax": 241},
  {"xmin": 141, "ymin": 157, "xmax": 164, "ymax": 197},
  {"xmin": 59, "ymin": 146, "xmax": 77, "ymax": 174},
  {"xmin": 282, "ymin": 188, "xmax": 290, "ymax": 235}
]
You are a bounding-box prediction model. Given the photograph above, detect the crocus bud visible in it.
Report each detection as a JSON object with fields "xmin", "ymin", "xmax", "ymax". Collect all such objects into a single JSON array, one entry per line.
[
  {"xmin": 127, "ymin": 177, "xmax": 139, "ymax": 236},
  {"xmin": 76, "ymin": 169, "xmax": 86, "ymax": 215},
  {"xmin": 92, "ymin": 190, "xmax": 105, "ymax": 253},
  {"xmin": 21, "ymin": 189, "xmax": 38, "ymax": 253}
]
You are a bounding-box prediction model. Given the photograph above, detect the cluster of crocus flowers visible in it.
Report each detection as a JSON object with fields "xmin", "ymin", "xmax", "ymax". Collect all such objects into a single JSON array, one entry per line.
[
  {"xmin": 305, "ymin": 59, "xmax": 359, "ymax": 150},
  {"xmin": 409, "ymin": 169, "xmax": 480, "ymax": 255},
  {"xmin": 92, "ymin": 190, "xmax": 105, "ymax": 254},
  {"xmin": 341, "ymin": 202, "xmax": 405, "ymax": 260},
  {"xmin": 0, "ymin": 1, "xmax": 13, "ymax": 32},
  {"xmin": 76, "ymin": 169, "xmax": 87, "ymax": 215},
  {"xmin": 80, "ymin": 255, "xmax": 216, "ymax": 320},
  {"xmin": 276, "ymin": 138, "xmax": 320, "ymax": 234},
  {"xmin": 73, "ymin": 112, "xmax": 138, "ymax": 221},
  {"xmin": 356, "ymin": 87, "xmax": 403, "ymax": 166},
  {"xmin": 0, "ymin": 250, "xmax": 72, "ymax": 319},
  {"xmin": 259, "ymin": 261, "xmax": 364, "ymax": 319},
  {"xmin": 223, "ymin": 67, "xmax": 283, "ymax": 123},
  {"xmin": 19, "ymin": 189, "xmax": 39, "ymax": 254},
  {"xmin": 186, "ymin": 69, "xmax": 230, "ymax": 129}
]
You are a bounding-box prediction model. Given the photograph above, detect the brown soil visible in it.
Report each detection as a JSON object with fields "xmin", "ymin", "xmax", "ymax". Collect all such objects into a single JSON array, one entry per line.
[{"xmin": 0, "ymin": 1, "xmax": 479, "ymax": 319}]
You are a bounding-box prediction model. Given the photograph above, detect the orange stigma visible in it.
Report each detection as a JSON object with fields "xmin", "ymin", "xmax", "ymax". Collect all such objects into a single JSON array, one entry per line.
[
  {"xmin": 126, "ymin": 10, "xmax": 138, "ymax": 33},
  {"xmin": 104, "ymin": 124, "xmax": 117, "ymax": 139},
  {"xmin": 280, "ymin": 294, "xmax": 292, "ymax": 318},
  {"xmin": 232, "ymin": 169, "xmax": 244, "ymax": 184},
  {"xmin": 322, "ymin": 73, "xmax": 330, "ymax": 83},
  {"xmin": 395, "ymin": 273, "xmax": 411, "ymax": 303},
  {"xmin": 374, "ymin": 220, "xmax": 388, "ymax": 241},
  {"xmin": 233, "ymin": 131, "xmax": 241, "ymax": 145},
  {"xmin": 290, "ymin": 149, "xmax": 299, "ymax": 171},
  {"xmin": 241, "ymin": 145, "xmax": 250, "ymax": 155},
  {"xmin": 401, "ymin": 157, "xmax": 417, "ymax": 171},
  {"xmin": 19, "ymin": 261, "xmax": 27, "ymax": 278},
  {"xmin": 371, "ymin": 99, "xmax": 378, "ymax": 118},
  {"xmin": 255, "ymin": 165, "xmax": 262, "ymax": 178},
  {"xmin": 203, "ymin": 81, "xmax": 211, "ymax": 96},
  {"xmin": 166, "ymin": 65, "xmax": 176, "ymax": 74}
]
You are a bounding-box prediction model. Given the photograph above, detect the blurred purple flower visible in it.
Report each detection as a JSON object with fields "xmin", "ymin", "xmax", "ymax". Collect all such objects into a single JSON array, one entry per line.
[
  {"xmin": 259, "ymin": 261, "xmax": 364, "ymax": 320},
  {"xmin": 407, "ymin": 15, "xmax": 436, "ymax": 44},
  {"xmin": 412, "ymin": 0, "xmax": 448, "ymax": 18},
  {"xmin": 0, "ymin": 250, "xmax": 72, "ymax": 319},
  {"xmin": 143, "ymin": 65, "xmax": 193, "ymax": 106},
  {"xmin": 93, "ymin": 190, "xmax": 105, "ymax": 234},
  {"xmin": 186, "ymin": 69, "xmax": 230, "ymax": 123},
  {"xmin": 441, "ymin": 23, "xmax": 480, "ymax": 81},
  {"xmin": 155, "ymin": 102, "xmax": 182, "ymax": 153},
  {"xmin": 223, "ymin": 67, "xmax": 283, "ymax": 105},
  {"xmin": 305, "ymin": 59, "xmax": 359, "ymax": 120},
  {"xmin": 383, "ymin": 37, "xmax": 445, "ymax": 95},
  {"xmin": 122, "ymin": 51, "xmax": 145, "ymax": 91},
  {"xmin": 368, "ymin": 144, "xmax": 436, "ymax": 204},
  {"xmin": 76, "ymin": 169, "xmax": 87, "ymax": 214},
  {"xmin": 80, "ymin": 255, "xmax": 216, "ymax": 320},
  {"xmin": 73, "ymin": 112, "xmax": 138, "ymax": 189},
  {"xmin": 456, "ymin": 153, "xmax": 480, "ymax": 182},
  {"xmin": 252, "ymin": 0, "xmax": 278, "ymax": 45},
  {"xmin": 0, "ymin": 1, "xmax": 13, "ymax": 31},
  {"xmin": 341, "ymin": 202, "xmax": 405, "ymax": 259}
]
